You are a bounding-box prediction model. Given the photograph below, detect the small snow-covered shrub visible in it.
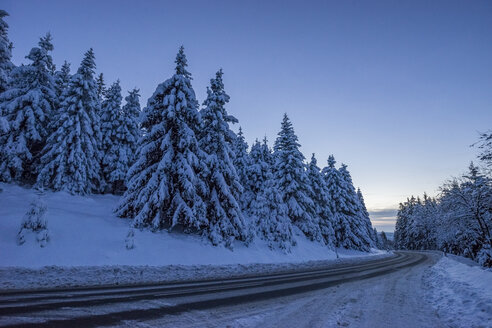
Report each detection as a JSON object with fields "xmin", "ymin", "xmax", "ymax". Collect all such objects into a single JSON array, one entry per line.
[
  {"xmin": 125, "ymin": 228, "xmax": 135, "ymax": 250},
  {"xmin": 17, "ymin": 197, "xmax": 49, "ymax": 247},
  {"xmin": 478, "ymin": 245, "xmax": 492, "ymax": 268}
]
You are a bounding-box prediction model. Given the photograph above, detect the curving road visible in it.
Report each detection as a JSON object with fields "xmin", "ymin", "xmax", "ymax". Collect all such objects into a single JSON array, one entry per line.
[{"xmin": 0, "ymin": 251, "xmax": 437, "ymax": 328}]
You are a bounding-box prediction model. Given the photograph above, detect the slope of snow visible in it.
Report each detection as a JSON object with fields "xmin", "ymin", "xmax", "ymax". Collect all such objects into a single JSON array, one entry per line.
[
  {"xmin": 0, "ymin": 183, "xmax": 385, "ymax": 289},
  {"xmin": 424, "ymin": 255, "xmax": 492, "ymax": 328}
]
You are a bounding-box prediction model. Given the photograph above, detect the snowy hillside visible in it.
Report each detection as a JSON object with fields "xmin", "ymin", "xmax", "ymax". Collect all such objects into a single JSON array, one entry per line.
[{"xmin": 0, "ymin": 183, "xmax": 381, "ymax": 269}]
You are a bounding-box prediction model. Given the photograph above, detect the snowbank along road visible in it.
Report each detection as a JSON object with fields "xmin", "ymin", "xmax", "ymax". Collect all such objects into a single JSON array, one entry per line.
[{"xmin": 0, "ymin": 251, "xmax": 443, "ymax": 328}]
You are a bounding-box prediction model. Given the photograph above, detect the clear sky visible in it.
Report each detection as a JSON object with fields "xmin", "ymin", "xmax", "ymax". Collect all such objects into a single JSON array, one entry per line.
[{"xmin": 4, "ymin": 0, "xmax": 492, "ymax": 231}]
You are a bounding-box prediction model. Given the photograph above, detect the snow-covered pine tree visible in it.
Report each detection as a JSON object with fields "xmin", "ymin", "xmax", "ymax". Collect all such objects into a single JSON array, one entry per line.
[
  {"xmin": 38, "ymin": 33, "xmax": 56, "ymax": 75},
  {"xmin": 261, "ymin": 136, "xmax": 275, "ymax": 167},
  {"xmin": 17, "ymin": 197, "xmax": 49, "ymax": 247},
  {"xmin": 394, "ymin": 196, "xmax": 415, "ymax": 250},
  {"xmin": 373, "ymin": 228, "xmax": 382, "ymax": 248},
  {"xmin": 198, "ymin": 69, "xmax": 248, "ymax": 246},
  {"xmin": 116, "ymin": 46, "xmax": 208, "ymax": 234},
  {"xmin": 100, "ymin": 80, "xmax": 128, "ymax": 193},
  {"xmin": 49, "ymin": 61, "xmax": 71, "ymax": 136},
  {"xmin": 0, "ymin": 33, "xmax": 55, "ymax": 183},
  {"xmin": 252, "ymin": 165, "xmax": 295, "ymax": 250},
  {"xmin": 53, "ymin": 61, "xmax": 71, "ymax": 107},
  {"xmin": 243, "ymin": 139, "xmax": 271, "ymax": 214},
  {"xmin": 232, "ymin": 126, "xmax": 250, "ymax": 209},
  {"xmin": 338, "ymin": 164, "xmax": 373, "ymax": 251},
  {"xmin": 357, "ymin": 187, "xmax": 376, "ymax": 248},
  {"xmin": 0, "ymin": 10, "xmax": 14, "ymax": 94},
  {"xmin": 307, "ymin": 154, "xmax": 335, "ymax": 247},
  {"xmin": 96, "ymin": 72, "xmax": 106, "ymax": 102},
  {"xmin": 122, "ymin": 88, "xmax": 141, "ymax": 156},
  {"xmin": 243, "ymin": 137, "xmax": 293, "ymax": 250},
  {"xmin": 273, "ymin": 114, "xmax": 321, "ymax": 241},
  {"xmin": 380, "ymin": 231, "xmax": 389, "ymax": 249},
  {"xmin": 322, "ymin": 155, "xmax": 360, "ymax": 249},
  {"xmin": 36, "ymin": 48, "xmax": 104, "ymax": 195}
]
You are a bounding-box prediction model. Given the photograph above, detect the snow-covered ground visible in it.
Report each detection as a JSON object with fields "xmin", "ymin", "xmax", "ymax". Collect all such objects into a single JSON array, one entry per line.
[
  {"xmin": 424, "ymin": 255, "xmax": 492, "ymax": 328},
  {"xmin": 0, "ymin": 183, "xmax": 385, "ymax": 290}
]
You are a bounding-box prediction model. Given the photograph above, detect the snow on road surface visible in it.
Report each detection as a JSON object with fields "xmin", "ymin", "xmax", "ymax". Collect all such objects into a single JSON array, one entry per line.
[
  {"xmin": 102, "ymin": 253, "xmax": 490, "ymax": 328},
  {"xmin": 0, "ymin": 252, "xmax": 431, "ymax": 328},
  {"xmin": 424, "ymin": 256, "xmax": 492, "ymax": 328},
  {"xmin": 109, "ymin": 252, "xmax": 444, "ymax": 328}
]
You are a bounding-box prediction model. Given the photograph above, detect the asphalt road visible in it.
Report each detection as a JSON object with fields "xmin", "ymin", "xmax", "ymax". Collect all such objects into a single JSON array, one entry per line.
[{"xmin": 0, "ymin": 251, "xmax": 429, "ymax": 328}]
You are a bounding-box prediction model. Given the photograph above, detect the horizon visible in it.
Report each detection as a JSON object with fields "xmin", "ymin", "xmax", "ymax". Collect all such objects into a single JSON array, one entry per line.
[{"xmin": 4, "ymin": 0, "xmax": 492, "ymax": 232}]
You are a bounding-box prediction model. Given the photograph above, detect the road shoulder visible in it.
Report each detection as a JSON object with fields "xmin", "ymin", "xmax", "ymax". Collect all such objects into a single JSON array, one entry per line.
[
  {"xmin": 423, "ymin": 255, "xmax": 492, "ymax": 328},
  {"xmin": 0, "ymin": 252, "xmax": 392, "ymax": 291}
]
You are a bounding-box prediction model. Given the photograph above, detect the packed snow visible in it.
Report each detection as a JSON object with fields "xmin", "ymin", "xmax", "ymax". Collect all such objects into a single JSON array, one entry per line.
[{"xmin": 424, "ymin": 255, "xmax": 492, "ymax": 328}]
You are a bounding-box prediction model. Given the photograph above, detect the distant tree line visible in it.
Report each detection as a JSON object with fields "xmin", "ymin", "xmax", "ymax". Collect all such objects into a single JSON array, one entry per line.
[
  {"xmin": 373, "ymin": 230, "xmax": 393, "ymax": 250},
  {"xmin": 0, "ymin": 10, "xmax": 377, "ymax": 251},
  {"xmin": 394, "ymin": 136, "xmax": 492, "ymax": 267}
]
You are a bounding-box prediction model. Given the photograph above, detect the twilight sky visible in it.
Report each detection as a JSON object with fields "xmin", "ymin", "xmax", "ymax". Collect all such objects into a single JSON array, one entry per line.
[{"xmin": 4, "ymin": 0, "xmax": 492, "ymax": 231}]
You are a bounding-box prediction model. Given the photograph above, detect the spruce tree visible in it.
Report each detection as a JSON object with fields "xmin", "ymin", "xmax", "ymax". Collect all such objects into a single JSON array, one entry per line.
[
  {"xmin": 199, "ymin": 69, "xmax": 248, "ymax": 246},
  {"xmin": 249, "ymin": 138, "xmax": 294, "ymax": 250},
  {"xmin": 394, "ymin": 196, "xmax": 415, "ymax": 250},
  {"xmin": 96, "ymin": 73, "xmax": 106, "ymax": 102},
  {"xmin": 0, "ymin": 33, "xmax": 55, "ymax": 183},
  {"xmin": 100, "ymin": 80, "xmax": 126, "ymax": 193},
  {"xmin": 273, "ymin": 114, "xmax": 321, "ymax": 241},
  {"xmin": 53, "ymin": 61, "xmax": 71, "ymax": 107},
  {"xmin": 244, "ymin": 139, "xmax": 271, "ymax": 214},
  {"xmin": 0, "ymin": 10, "xmax": 14, "ymax": 94},
  {"xmin": 322, "ymin": 155, "xmax": 360, "ymax": 249},
  {"xmin": 122, "ymin": 88, "xmax": 141, "ymax": 156},
  {"xmin": 38, "ymin": 33, "xmax": 56, "ymax": 75},
  {"xmin": 49, "ymin": 61, "xmax": 71, "ymax": 135},
  {"xmin": 357, "ymin": 187, "xmax": 376, "ymax": 247},
  {"xmin": 339, "ymin": 164, "xmax": 373, "ymax": 250},
  {"xmin": 252, "ymin": 178, "xmax": 295, "ymax": 251},
  {"xmin": 380, "ymin": 231, "xmax": 389, "ymax": 249},
  {"xmin": 232, "ymin": 126, "xmax": 250, "ymax": 195},
  {"xmin": 17, "ymin": 197, "xmax": 49, "ymax": 247},
  {"xmin": 36, "ymin": 49, "xmax": 104, "ymax": 195},
  {"xmin": 261, "ymin": 136, "xmax": 275, "ymax": 166},
  {"xmin": 0, "ymin": 19, "xmax": 8, "ymax": 135},
  {"xmin": 307, "ymin": 154, "xmax": 335, "ymax": 247},
  {"xmin": 116, "ymin": 46, "xmax": 207, "ymax": 233},
  {"xmin": 373, "ymin": 228, "xmax": 382, "ymax": 248}
]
